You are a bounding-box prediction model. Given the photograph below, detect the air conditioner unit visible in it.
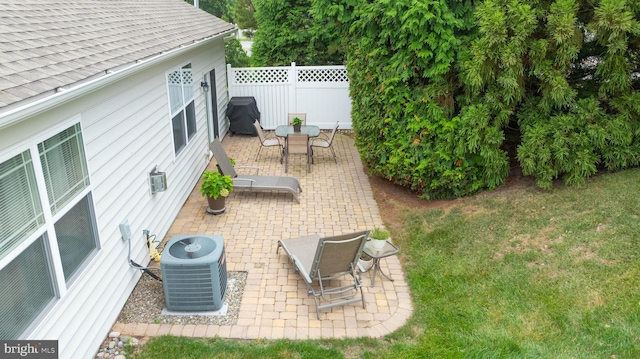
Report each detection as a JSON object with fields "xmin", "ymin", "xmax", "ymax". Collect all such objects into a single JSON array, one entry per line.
[{"xmin": 160, "ymin": 235, "xmax": 227, "ymax": 311}]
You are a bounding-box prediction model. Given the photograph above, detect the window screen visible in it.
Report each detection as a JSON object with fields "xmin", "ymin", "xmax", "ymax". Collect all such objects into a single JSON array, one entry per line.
[
  {"xmin": 0, "ymin": 236, "xmax": 55, "ymax": 339},
  {"xmin": 54, "ymin": 195, "xmax": 98, "ymax": 282}
]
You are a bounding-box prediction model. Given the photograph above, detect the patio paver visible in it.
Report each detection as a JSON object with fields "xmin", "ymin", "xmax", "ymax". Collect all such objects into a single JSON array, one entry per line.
[{"xmin": 112, "ymin": 133, "xmax": 412, "ymax": 340}]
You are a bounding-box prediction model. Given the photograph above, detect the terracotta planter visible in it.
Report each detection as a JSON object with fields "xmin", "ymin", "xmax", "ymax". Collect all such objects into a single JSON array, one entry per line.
[{"xmin": 206, "ymin": 196, "xmax": 226, "ymax": 215}]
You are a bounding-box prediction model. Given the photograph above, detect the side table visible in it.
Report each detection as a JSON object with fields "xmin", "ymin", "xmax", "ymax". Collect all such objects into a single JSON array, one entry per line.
[{"xmin": 362, "ymin": 240, "xmax": 399, "ymax": 286}]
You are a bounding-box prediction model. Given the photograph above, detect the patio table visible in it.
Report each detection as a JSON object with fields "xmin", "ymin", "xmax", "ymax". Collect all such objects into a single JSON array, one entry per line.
[
  {"xmin": 275, "ymin": 125, "xmax": 320, "ymax": 138},
  {"xmin": 362, "ymin": 240, "xmax": 399, "ymax": 286},
  {"xmin": 276, "ymin": 125, "xmax": 319, "ymax": 171}
]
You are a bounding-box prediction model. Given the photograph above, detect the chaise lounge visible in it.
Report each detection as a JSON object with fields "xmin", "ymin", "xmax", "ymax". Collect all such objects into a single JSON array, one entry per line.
[
  {"xmin": 210, "ymin": 138, "xmax": 302, "ymax": 203},
  {"xmin": 277, "ymin": 230, "xmax": 370, "ymax": 319}
]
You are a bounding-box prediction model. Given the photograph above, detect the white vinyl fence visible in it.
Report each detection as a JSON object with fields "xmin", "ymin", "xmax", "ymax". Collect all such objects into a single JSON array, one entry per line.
[{"xmin": 226, "ymin": 63, "xmax": 352, "ymax": 130}]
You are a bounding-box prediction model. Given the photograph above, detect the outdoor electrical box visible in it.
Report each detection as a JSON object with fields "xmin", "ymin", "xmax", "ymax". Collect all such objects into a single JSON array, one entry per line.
[
  {"xmin": 149, "ymin": 167, "xmax": 167, "ymax": 193},
  {"xmin": 119, "ymin": 219, "xmax": 132, "ymax": 242}
]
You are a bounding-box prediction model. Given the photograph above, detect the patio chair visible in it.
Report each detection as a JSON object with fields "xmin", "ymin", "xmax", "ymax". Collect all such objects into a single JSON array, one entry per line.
[
  {"xmin": 311, "ymin": 121, "xmax": 339, "ymax": 163},
  {"xmin": 210, "ymin": 138, "xmax": 302, "ymax": 203},
  {"xmin": 287, "ymin": 113, "xmax": 306, "ymax": 125},
  {"xmin": 285, "ymin": 133, "xmax": 310, "ymax": 173},
  {"xmin": 277, "ymin": 230, "xmax": 370, "ymax": 319},
  {"xmin": 253, "ymin": 120, "xmax": 283, "ymax": 162}
]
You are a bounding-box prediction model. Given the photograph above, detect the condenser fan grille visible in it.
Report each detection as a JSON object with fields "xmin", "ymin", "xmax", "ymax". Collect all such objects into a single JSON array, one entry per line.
[
  {"xmin": 163, "ymin": 265, "xmax": 217, "ymax": 308},
  {"xmin": 168, "ymin": 236, "xmax": 216, "ymax": 259}
]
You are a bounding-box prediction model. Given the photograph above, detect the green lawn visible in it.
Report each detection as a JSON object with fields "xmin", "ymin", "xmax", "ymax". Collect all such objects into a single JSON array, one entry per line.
[{"xmin": 129, "ymin": 169, "xmax": 640, "ymax": 358}]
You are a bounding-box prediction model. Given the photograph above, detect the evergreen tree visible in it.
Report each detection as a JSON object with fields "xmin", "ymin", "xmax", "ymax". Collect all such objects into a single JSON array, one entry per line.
[
  {"xmin": 314, "ymin": 0, "xmax": 640, "ymax": 197},
  {"xmin": 251, "ymin": 0, "xmax": 344, "ymax": 66}
]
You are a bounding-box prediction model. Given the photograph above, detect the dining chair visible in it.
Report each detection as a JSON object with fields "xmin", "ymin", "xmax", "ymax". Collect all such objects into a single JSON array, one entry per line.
[
  {"xmin": 311, "ymin": 121, "xmax": 339, "ymax": 163},
  {"xmin": 285, "ymin": 133, "xmax": 310, "ymax": 173},
  {"xmin": 253, "ymin": 120, "xmax": 283, "ymax": 162},
  {"xmin": 287, "ymin": 113, "xmax": 307, "ymax": 125}
]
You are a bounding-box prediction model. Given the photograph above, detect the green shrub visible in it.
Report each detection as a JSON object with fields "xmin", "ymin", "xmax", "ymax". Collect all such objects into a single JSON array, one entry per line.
[
  {"xmin": 225, "ymin": 38, "xmax": 250, "ymax": 67},
  {"xmin": 315, "ymin": 0, "xmax": 640, "ymax": 198}
]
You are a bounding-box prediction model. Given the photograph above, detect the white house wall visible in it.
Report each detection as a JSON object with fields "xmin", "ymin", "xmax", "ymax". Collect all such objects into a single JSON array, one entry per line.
[{"xmin": 0, "ymin": 38, "xmax": 228, "ymax": 359}]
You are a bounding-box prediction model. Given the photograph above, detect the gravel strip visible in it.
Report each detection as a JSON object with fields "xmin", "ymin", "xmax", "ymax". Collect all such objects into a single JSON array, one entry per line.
[{"xmin": 117, "ymin": 270, "xmax": 247, "ymax": 326}]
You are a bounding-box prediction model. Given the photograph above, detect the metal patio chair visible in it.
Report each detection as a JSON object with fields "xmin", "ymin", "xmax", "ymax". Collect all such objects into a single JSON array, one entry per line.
[
  {"xmin": 277, "ymin": 230, "xmax": 370, "ymax": 319},
  {"xmin": 311, "ymin": 121, "xmax": 339, "ymax": 163},
  {"xmin": 285, "ymin": 133, "xmax": 310, "ymax": 173},
  {"xmin": 253, "ymin": 120, "xmax": 283, "ymax": 162}
]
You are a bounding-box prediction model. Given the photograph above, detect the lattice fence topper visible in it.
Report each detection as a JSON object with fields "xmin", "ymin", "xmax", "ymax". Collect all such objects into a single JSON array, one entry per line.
[
  {"xmin": 298, "ymin": 68, "xmax": 349, "ymax": 83},
  {"xmin": 232, "ymin": 67, "xmax": 349, "ymax": 84},
  {"xmin": 234, "ymin": 68, "xmax": 289, "ymax": 84}
]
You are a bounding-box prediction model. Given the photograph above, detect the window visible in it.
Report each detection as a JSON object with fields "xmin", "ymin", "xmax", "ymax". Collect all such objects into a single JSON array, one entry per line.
[
  {"xmin": 54, "ymin": 195, "xmax": 97, "ymax": 281},
  {"xmin": 38, "ymin": 124, "xmax": 90, "ymax": 215},
  {"xmin": 168, "ymin": 63, "xmax": 196, "ymax": 155},
  {"xmin": 0, "ymin": 237, "xmax": 56, "ymax": 339},
  {"xmin": 0, "ymin": 122, "xmax": 99, "ymax": 339},
  {"xmin": 0, "ymin": 151, "xmax": 44, "ymax": 261}
]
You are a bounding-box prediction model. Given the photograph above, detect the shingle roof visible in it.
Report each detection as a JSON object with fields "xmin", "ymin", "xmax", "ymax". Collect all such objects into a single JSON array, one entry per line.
[{"xmin": 0, "ymin": 0, "xmax": 235, "ymax": 110}]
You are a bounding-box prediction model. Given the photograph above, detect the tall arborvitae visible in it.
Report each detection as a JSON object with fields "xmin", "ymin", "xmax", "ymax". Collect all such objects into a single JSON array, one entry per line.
[
  {"xmin": 314, "ymin": 0, "xmax": 640, "ymax": 197},
  {"xmin": 251, "ymin": 0, "xmax": 344, "ymax": 66}
]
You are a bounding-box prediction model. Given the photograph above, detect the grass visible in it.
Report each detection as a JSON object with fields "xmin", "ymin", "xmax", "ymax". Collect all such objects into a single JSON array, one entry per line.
[{"xmin": 129, "ymin": 168, "xmax": 640, "ymax": 358}]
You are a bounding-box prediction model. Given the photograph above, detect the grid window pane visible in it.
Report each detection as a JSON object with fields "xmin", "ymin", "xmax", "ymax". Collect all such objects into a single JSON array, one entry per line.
[
  {"xmin": 168, "ymin": 70, "xmax": 184, "ymax": 115},
  {"xmin": 38, "ymin": 124, "xmax": 89, "ymax": 214},
  {"xmin": 0, "ymin": 236, "xmax": 55, "ymax": 339},
  {"xmin": 182, "ymin": 64, "xmax": 194, "ymax": 102},
  {"xmin": 54, "ymin": 195, "xmax": 98, "ymax": 282},
  {"xmin": 0, "ymin": 151, "xmax": 44, "ymax": 261}
]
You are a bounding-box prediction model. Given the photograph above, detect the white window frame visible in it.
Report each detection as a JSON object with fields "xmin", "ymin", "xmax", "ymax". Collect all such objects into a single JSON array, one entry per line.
[
  {"xmin": 0, "ymin": 117, "xmax": 100, "ymax": 338},
  {"xmin": 166, "ymin": 61, "xmax": 197, "ymax": 156}
]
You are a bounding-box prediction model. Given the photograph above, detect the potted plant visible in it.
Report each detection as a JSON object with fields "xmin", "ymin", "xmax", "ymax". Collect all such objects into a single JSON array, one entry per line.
[
  {"xmin": 200, "ymin": 170, "xmax": 233, "ymax": 215},
  {"xmin": 369, "ymin": 227, "xmax": 390, "ymax": 251},
  {"xmin": 292, "ymin": 117, "xmax": 302, "ymax": 132},
  {"xmin": 358, "ymin": 252, "xmax": 373, "ymax": 272}
]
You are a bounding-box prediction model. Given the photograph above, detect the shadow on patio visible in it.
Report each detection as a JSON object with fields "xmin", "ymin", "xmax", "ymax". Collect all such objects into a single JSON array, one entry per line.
[{"xmin": 113, "ymin": 132, "xmax": 412, "ymax": 340}]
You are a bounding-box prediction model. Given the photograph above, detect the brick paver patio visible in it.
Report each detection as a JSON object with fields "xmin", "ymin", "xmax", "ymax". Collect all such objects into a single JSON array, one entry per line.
[{"xmin": 111, "ymin": 132, "xmax": 412, "ymax": 340}]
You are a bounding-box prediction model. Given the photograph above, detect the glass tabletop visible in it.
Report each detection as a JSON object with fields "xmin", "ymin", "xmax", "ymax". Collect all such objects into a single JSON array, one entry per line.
[
  {"xmin": 363, "ymin": 240, "xmax": 399, "ymax": 259},
  {"xmin": 275, "ymin": 125, "xmax": 321, "ymax": 137}
]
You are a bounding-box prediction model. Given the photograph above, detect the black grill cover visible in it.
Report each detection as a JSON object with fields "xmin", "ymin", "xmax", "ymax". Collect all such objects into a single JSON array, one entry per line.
[{"xmin": 226, "ymin": 97, "xmax": 260, "ymax": 135}]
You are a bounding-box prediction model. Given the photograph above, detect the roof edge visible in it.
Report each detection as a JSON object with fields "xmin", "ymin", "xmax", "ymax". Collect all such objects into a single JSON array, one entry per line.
[{"xmin": 0, "ymin": 28, "xmax": 237, "ymax": 130}]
